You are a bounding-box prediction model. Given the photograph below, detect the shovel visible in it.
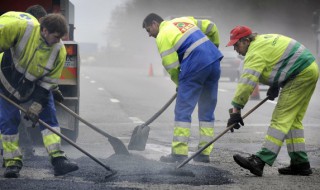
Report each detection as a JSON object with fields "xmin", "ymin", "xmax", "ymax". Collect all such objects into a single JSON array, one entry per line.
[
  {"xmin": 176, "ymin": 96, "xmax": 269, "ymax": 169},
  {"xmin": 0, "ymin": 93, "xmax": 116, "ymax": 178},
  {"xmin": 55, "ymin": 101, "xmax": 130, "ymax": 155},
  {"xmin": 128, "ymin": 93, "xmax": 177, "ymax": 151}
]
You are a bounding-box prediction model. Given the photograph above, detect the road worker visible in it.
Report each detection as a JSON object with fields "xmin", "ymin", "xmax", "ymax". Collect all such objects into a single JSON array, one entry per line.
[
  {"xmin": 142, "ymin": 13, "xmax": 223, "ymax": 163},
  {"xmin": 0, "ymin": 10, "xmax": 78, "ymax": 178},
  {"xmin": 226, "ymin": 25, "xmax": 319, "ymax": 176}
]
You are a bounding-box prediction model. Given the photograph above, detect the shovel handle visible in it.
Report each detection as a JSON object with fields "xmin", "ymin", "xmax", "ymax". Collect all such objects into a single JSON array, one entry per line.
[
  {"xmin": 176, "ymin": 97, "xmax": 269, "ymax": 169},
  {"xmin": 0, "ymin": 93, "xmax": 115, "ymax": 173},
  {"xmin": 142, "ymin": 93, "xmax": 177, "ymax": 127}
]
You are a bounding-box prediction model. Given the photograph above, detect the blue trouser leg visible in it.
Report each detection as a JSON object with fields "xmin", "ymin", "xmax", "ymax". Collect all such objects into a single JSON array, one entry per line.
[{"xmin": 172, "ymin": 61, "xmax": 220, "ymax": 155}]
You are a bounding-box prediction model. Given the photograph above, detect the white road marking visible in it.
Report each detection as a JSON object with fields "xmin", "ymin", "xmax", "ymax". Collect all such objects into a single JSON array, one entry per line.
[
  {"xmin": 129, "ymin": 117, "xmax": 144, "ymax": 124},
  {"xmin": 110, "ymin": 98, "xmax": 120, "ymax": 103},
  {"xmin": 90, "ymin": 80, "xmax": 96, "ymax": 83},
  {"xmin": 218, "ymin": 88, "xmax": 227, "ymax": 92},
  {"xmin": 98, "ymin": 87, "xmax": 104, "ymax": 91},
  {"xmin": 84, "ymin": 76, "xmax": 90, "ymax": 79}
]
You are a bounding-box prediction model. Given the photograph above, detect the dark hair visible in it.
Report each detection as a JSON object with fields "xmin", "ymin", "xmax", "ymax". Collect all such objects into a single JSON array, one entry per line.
[
  {"xmin": 41, "ymin": 13, "xmax": 68, "ymax": 38},
  {"xmin": 142, "ymin": 13, "xmax": 163, "ymax": 28},
  {"xmin": 26, "ymin": 5, "xmax": 47, "ymax": 19},
  {"xmin": 240, "ymin": 33, "xmax": 258, "ymax": 42}
]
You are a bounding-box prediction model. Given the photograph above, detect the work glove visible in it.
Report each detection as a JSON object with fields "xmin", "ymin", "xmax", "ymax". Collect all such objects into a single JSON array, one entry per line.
[
  {"xmin": 227, "ymin": 108, "xmax": 244, "ymax": 132},
  {"xmin": 24, "ymin": 102, "xmax": 43, "ymax": 127},
  {"xmin": 267, "ymin": 86, "xmax": 279, "ymax": 101},
  {"xmin": 52, "ymin": 89, "xmax": 64, "ymax": 102}
]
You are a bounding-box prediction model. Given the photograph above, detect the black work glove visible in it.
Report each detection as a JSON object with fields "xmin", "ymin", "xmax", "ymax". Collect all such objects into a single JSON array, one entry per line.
[
  {"xmin": 52, "ymin": 89, "xmax": 64, "ymax": 102},
  {"xmin": 24, "ymin": 102, "xmax": 43, "ymax": 128},
  {"xmin": 267, "ymin": 86, "xmax": 279, "ymax": 101},
  {"xmin": 227, "ymin": 108, "xmax": 244, "ymax": 132}
]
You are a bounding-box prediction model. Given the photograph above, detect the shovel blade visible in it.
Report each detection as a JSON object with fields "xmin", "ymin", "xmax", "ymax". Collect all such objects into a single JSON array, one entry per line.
[
  {"xmin": 128, "ymin": 124, "xmax": 150, "ymax": 151},
  {"xmin": 108, "ymin": 136, "xmax": 130, "ymax": 155}
]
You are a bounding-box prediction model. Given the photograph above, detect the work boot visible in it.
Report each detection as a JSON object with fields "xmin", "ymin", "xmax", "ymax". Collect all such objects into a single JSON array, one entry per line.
[
  {"xmin": 193, "ymin": 154, "xmax": 210, "ymax": 163},
  {"xmin": 278, "ymin": 162, "xmax": 312, "ymax": 176},
  {"xmin": 4, "ymin": 161, "xmax": 23, "ymax": 178},
  {"xmin": 51, "ymin": 156, "xmax": 79, "ymax": 176},
  {"xmin": 160, "ymin": 154, "xmax": 187, "ymax": 163},
  {"xmin": 233, "ymin": 154, "xmax": 265, "ymax": 176}
]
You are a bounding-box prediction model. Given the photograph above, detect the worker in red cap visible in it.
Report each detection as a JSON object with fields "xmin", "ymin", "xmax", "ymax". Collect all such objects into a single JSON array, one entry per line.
[{"xmin": 226, "ymin": 25, "xmax": 319, "ymax": 177}]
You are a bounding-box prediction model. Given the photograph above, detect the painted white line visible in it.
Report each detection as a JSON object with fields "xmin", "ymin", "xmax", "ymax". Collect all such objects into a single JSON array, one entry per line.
[
  {"xmin": 85, "ymin": 76, "xmax": 90, "ymax": 79},
  {"xmin": 218, "ymin": 88, "xmax": 227, "ymax": 92},
  {"xmin": 90, "ymin": 80, "xmax": 96, "ymax": 83},
  {"xmin": 110, "ymin": 98, "xmax": 120, "ymax": 103},
  {"xmin": 98, "ymin": 87, "xmax": 104, "ymax": 91},
  {"xmin": 129, "ymin": 117, "xmax": 144, "ymax": 124}
]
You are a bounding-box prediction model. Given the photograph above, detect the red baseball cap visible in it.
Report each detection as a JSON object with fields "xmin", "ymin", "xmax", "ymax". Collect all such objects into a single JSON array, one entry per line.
[{"xmin": 226, "ymin": 26, "xmax": 252, "ymax": 47}]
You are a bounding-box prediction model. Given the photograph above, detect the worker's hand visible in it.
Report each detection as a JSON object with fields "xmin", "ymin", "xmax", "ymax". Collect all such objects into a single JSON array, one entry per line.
[
  {"xmin": 24, "ymin": 102, "xmax": 43, "ymax": 127},
  {"xmin": 267, "ymin": 86, "xmax": 279, "ymax": 101},
  {"xmin": 52, "ymin": 89, "xmax": 64, "ymax": 102},
  {"xmin": 227, "ymin": 108, "xmax": 244, "ymax": 132}
]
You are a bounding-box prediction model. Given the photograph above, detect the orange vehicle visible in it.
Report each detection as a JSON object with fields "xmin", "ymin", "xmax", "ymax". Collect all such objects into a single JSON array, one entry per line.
[{"xmin": 0, "ymin": 0, "xmax": 80, "ymax": 142}]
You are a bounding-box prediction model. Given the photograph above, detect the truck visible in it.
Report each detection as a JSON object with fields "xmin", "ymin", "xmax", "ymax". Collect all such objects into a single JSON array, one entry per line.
[{"xmin": 0, "ymin": 0, "xmax": 80, "ymax": 144}]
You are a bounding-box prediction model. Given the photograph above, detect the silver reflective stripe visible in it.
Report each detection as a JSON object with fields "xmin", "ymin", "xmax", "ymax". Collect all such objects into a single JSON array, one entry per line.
[
  {"xmin": 268, "ymin": 39, "xmax": 297, "ymax": 84},
  {"xmin": 199, "ymin": 135, "xmax": 213, "ymax": 142},
  {"xmin": 286, "ymin": 129, "xmax": 304, "ymax": 139},
  {"xmin": 3, "ymin": 149, "xmax": 22, "ymax": 159},
  {"xmin": 159, "ymin": 27, "xmax": 198, "ymax": 59},
  {"xmin": 2, "ymin": 134, "xmax": 19, "ymax": 142},
  {"xmin": 199, "ymin": 121, "xmax": 214, "ymax": 128},
  {"xmin": 174, "ymin": 122, "xmax": 191, "ymax": 128},
  {"xmin": 242, "ymin": 68, "xmax": 261, "ymax": 78},
  {"xmin": 13, "ymin": 21, "xmax": 34, "ymax": 63},
  {"xmin": 0, "ymin": 67, "xmax": 21, "ymax": 99},
  {"xmin": 183, "ymin": 36, "xmax": 209, "ymax": 60},
  {"xmin": 46, "ymin": 143, "xmax": 61, "ymax": 153},
  {"xmin": 262, "ymin": 140, "xmax": 281, "ymax": 154},
  {"xmin": 174, "ymin": 27, "xmax": 198, "ymax": 52},
  {"xmin": 164, "ymin": 61, "xmax": 180, "ymax": 70},
  {"xmin": 205, "ymin": 23, "xmax": 214, "ymax": 35},
  {"xmin": 287, "ymin": 143, "xmax": 306, "ymax": 152},
  {"xmin": 278, "ymin": 45, "xmax": 305, "ymax": 84},
  {"xmin": 39, "ymin": 77, "xmax": 59, "ymax": 90},
  {"xmin": 267, "ymin": 127, "xmax": 286, "ymax": 141},
  {"xmin": 197, "ymin": 20, "xmax": 202, "ymax": 29},
  {"xmin": 41, "ymin": 128, "xmax": 60, "ymax": 136},
  {"xmin": 238, "ymin": 77, "xmax": 257, "ymax": 88},
  {"xmin": 173, "ymin": 136, "xmax": 189, "ymax": 143}
]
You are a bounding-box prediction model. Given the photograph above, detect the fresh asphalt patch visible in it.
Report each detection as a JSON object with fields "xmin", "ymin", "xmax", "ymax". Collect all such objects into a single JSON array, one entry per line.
[
  {"xmin": 77, "ymin": 153, "xmax": 233, "ymax": 186},
  {"xmin": 0, "ymin": 154, "xmax": 233, "ymax": 188}
]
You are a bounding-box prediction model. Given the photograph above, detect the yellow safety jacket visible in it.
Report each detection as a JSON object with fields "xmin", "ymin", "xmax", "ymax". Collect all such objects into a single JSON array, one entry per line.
[
  {"xmin": 232, "ymin": 34, "xmax": 315, "ymax": 109},
  {"xmin": 0, "ymin": 11, "xmax": 66, "ymax": 103},
  {"xmin": 156, "ymin": 16, "xmax": 221, "ymax": 85}
]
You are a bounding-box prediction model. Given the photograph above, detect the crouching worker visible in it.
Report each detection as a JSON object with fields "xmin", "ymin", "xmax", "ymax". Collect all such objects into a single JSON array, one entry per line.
[
  {"xmin": 226, "ymin": 26, "xmax": 319, "ymax": 177},
  {"xmin": 0, "ymin": 11, "xmax": 78, "ymax": 178}
]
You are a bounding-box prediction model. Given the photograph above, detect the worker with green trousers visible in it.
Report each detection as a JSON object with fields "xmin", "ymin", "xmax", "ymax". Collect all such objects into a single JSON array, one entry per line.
[{"xmin": 226, "ymin": 25, "xmax": 319, "ymax": 177}]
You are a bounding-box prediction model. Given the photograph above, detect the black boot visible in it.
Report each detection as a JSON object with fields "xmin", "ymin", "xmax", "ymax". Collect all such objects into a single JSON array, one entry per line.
[
  {"xmin": 278, "ymin": 162, "xmax": 312, "ymax": 176},
  {"xmin": 51, "ymin": 156, "xmax": 79, "ymax": 176},
  {"xmin": 193, "ymin": 154, "xmax": 210, "ymax": 163},
  {"xmin": 233, "ymin": 154, "xmax": 265, "ymax": 176},
  {"xmin": 4, "ymin": 161, "xmax": 23, "ymax": 178},
  {"xmin": 160, "ymin": 154, "xmax": 187, "ymax": 163}
]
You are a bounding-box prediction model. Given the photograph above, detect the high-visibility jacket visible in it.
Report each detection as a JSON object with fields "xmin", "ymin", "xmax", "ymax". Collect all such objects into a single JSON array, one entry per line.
[
  {"xmin": 232, "ymin": 34, "xmax": 315, "ymax": 109},
  {"xmin": 156, "ymin": 17, "xmax": 222, "ymax": 85},
  {"xmin": 0, "ymin": 11, "xmax": 66, "ymax": 105}
]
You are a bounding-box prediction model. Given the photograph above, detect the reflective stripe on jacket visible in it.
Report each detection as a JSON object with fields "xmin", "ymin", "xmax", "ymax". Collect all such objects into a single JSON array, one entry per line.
[
  {"xmin": 156, "ymin": 17, "xmax": 222, "ymax": 85},
  {"xmin": 0, "ymin": 11, "xmax": 66, "ymax": 101},
  {"xmin": 232, "ymin": 34, "xmax": 315, "ymax": 109}
]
